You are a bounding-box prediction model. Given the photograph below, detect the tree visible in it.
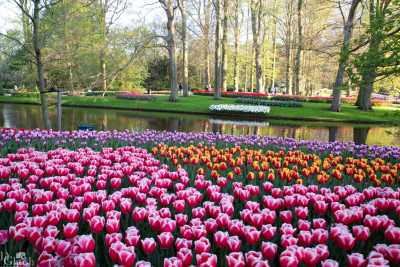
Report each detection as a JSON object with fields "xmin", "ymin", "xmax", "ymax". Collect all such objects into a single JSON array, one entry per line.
[
  {"xmin": 221, "ymin": 0, "xmax": 229, "ymax": 91},
  {"xmin": 232, "ymin": 0, "xmax": 242, "ymax": 92},
  {"xmin": 178, "ymin": 0, "xmax": 189, "ymax": 96},
  {"xmin": 293, "ymin": 0, "xmax": 304, "ymax": 95},
  {"xmin": 0, "ymin": 0, "xmax": 62, "ymax": 128},
  {"xmin": 250, "ymin": 0, "xmax": 266, "ymax": 93},
  {"xmin": 159, "ymin": 0, "xmax": 179, "ymax": 102},
  {"xmin": 331, "ymin": 0, "xmax": 362, "ymax": 112},
  {"xmin": 282, "ymin": 0, "xmax": 295, "ymax": 94},
  {"xmin": 213, "ymin": 0, "xmax": 222, "ymax": 98},
  {"xmin": 352, "ymin": 0, "xmax": 400, "ymax": 110}
]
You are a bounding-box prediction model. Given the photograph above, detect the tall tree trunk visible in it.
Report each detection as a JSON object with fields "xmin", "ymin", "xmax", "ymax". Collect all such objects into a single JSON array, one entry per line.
[
  {"xmin": 233, "ymin": 0, "xmax": 240, "ymax": 92},
  {"xmin": 293, "ymin": 0, "xmax": 303, "ymax": 95},
  {"xmin": 331, "ymin": 0, "xmax": 361, "ymax": 112},
  {"xmin": 179, "ymin": 0, "xmax": 189, "ymax": 96},
  {"xmin": 214, "ymin": 0, "xmax": 222, "ymax": 99},
  {"xmin": 203, "ymin": 0, "xmax": 211, "ymax": 88},
  {"xmin": 284, "ymin": 1, "xmax": 293, "ymax": 95},
  {"xmin": 250, "ymin": 0, "xmax": 264, "ymax": 93},
  {"xmin": 271, "ymin": 0, "xmax": 277, "ymax": 92},
  {"xmin": 221, "ymin": 0, "xmax": 228, "ymax": 91},
  {"xmin": 165, "ymin": 3, "xmax": 178, "ymax": 102},
  {"xmin": 99, "ymin": 1, "xmax": 107, "ymax": 95},
  {"xmin": 33, "ymin": 0, "xmax": 51, "ymax": 129}
]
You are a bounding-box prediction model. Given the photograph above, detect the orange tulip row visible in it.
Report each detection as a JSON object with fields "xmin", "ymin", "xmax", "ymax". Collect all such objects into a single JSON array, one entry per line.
[{"xmin": 152, "ymin": 144, "xmax": 399, "ymax": 187}]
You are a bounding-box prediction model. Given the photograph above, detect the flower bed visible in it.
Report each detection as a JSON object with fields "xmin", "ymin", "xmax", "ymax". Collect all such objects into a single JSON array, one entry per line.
[
  {"xmin": 0, "ymin": 145, "xmax": 400, "ymax": 266},
  {"xmin": 116, "ymin": 93, "xmax": 155, "ymax": 101},
  {"xmin": 192, "ymin": 90, "xmax": 268, "ymax": 98},
  {"xmin": 1, "ymin": 129, "xmax": 400, "ymax": 160},
  {"xmin": 236, "ymin": 98, "xmax": 303, "ymax": 108},
  {"xmin": 209, "ymin": 104, "xmax": 271, "ymax": 115}
]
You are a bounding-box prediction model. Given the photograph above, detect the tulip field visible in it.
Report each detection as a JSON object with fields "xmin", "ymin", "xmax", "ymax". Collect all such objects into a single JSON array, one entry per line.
[{"xmin": 0, "ymin": 129, "xmax": 400, "ymax": 267}]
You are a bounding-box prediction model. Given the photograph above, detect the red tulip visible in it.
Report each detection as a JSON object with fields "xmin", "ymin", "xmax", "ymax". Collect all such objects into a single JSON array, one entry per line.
[
  {"xmin": 74, "ymin": 252, "xmax": 96, "ymax": 267},
  {"xmin": 214, "ymin": 231, "xmax": 228, "ymax": 248},
  {"xmin": 313, "ymin": 218, "xmax": 327, "ymax": 229},
  {"xmin": 158, "ymin": 232, "xmax": 174, "ymax": 249},
  {"xmin": 312, "ymin": 229, "xmax": 328, "ymax": 244},
  {"xmin": 261, "ymin": 224, "xmax": 276, "ymax": 240},
  {"xmin": 321, "ymin": 259, "xmax": 339, "ymax": 267},
  {"xmin": 55, "ymin": 239, "xmax": 72, "ymax": 257},
  {"xmin": 227, "ymin": 236, "xmax": 241, "ymax": 252},
  {"xmin": 196, "ymin": 253, "xmax": 217, "ymax": 267},
  {"xmin": 118, "ymin": 249, "xmax": 136, "ymax": 267},
  {"xmin": 89, "ymin": 216, "xmax": 105, "ymax": 234},
  {"xmin": 386, "ymin": 245, "xmax": 400, "ymax": 265},
  {"xmin": 63, "ymin": 222, "xmax": 78, "ymax": 239},
  {"xmin": 120, "ymin": 198, "xmax": 132, "ymax": 214},
  {"xmin": 105, "ymin": 233, "xmax": 123, "ymax": 247},
  {"xmin": 0, "ymin": 230, "xmax": 9, "ymax": 245},
  {"xmin": 177, "ymin": 248, "xmax": 192, "ymax": 267},
  {"xmin": 303, "ymin": 248, "xmax": 319, "ymax": 267},
  {"xmin": 385, "ymin": 226, "xmax": 400, "ymax": 244},
  {"xmin": 194, "ymin": 237, "xmax": 211, "ymax": 254},
  {"xmin": 244, "ymin": 227, "xmax": 261, "ymax": 245},
  {"xmin": 175, "ymin": 238, "xmax": 192, "ymax": 250},
  {"xmin": 314, "ymin": 200, "xmax": 328, "ymax": 215},
  {"xmin": 295, "ymin": 207, "xmax": 308, "ymax": 220},
  {"xmin": 352, "ymin": 225, "xmax": 370, "ymax": 242},
  {"xmin": 226, "ymin": 252, "xmax": 245, "ymax": 267},
  {"xmin": 141, "ymin": 238, "xmax": 156, "ymax": 255},
  {"xmin": 106, "ymin": 218, "xmax": 120, "ymax": 234},
  {"xmin": 280, "ymin": 210, "xmax": 293, "ymax": 223},
  {"xmin": 279, "ymin": 255, "xmax": 299, "ymax": 267},
  {"xmin": 245, "ymin": 251, "xmax": 263, "ymax": 267},
  {"xmin": 336, "ymin": 233, "xmax": 355, "ymax": 251},
  {"xmin": 347, "ymin": 253, "xmax": 366, "ymax": 267},
  {"xmin": 136, "ymin": 261, "xmax": 152, "ymax": 267},
  {"xmin": 76, "ymin": 235, "xmax": 95, "ymax": 253},
  {"xmin": 164, "ymin": 257, "xmax": 182, "ymax": 267},
  {"xmin": 261, "ymin": 241, "xmax": 277, "ymax": 260},
  {"xmin": 298, "ymin": 231, "xmax": 312, "ymax": 246}
]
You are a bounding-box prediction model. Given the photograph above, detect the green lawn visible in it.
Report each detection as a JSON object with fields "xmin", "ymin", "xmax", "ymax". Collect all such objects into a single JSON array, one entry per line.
[{"xmin": 1, "ymin": 95, "xmax": 399, "ymax": 124}]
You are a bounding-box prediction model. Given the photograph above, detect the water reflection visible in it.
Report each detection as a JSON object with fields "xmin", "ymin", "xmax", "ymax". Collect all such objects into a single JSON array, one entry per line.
[{"xmin": 1, "ymin": 103, "xmax": 399, "ymax": 146}]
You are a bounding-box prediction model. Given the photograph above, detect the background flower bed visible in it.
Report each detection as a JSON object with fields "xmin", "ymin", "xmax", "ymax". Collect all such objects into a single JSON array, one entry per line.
[
  {"xmin": 1, "ymin": 129, "xmax": 399, "ymax": 160},
  {"xmin": 209, "ymin": 104, "xmax": 271, "ymax": 115},
  {"xmin": 192, "ymin": 90, "xmax": 268, "ymax": 98},
  {"xmin": 235, "ymin": 98, "xmax": 303, "ymax": 108},
  {"xmin": 116, "ymin": 93, "xmax": 155, "ymax": 101}
]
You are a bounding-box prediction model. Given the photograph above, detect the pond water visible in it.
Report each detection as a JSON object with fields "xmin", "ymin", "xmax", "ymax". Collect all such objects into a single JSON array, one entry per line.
[{"xmin": 1, "ymin": 103, "xmax": 399, "ymax": 146}]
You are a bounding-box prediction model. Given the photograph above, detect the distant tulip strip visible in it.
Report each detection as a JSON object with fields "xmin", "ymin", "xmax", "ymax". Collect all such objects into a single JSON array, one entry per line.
[
  {"xmin": 1, "ymin": 128, "xmax": 400, "ymax": 160},
  {"xmin": 0, "ymin": 142, "xmax": 399, "ymax": 267}
]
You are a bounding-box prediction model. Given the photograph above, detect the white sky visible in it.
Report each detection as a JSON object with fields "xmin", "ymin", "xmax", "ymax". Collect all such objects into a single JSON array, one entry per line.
[{"xmin": 0, "ymin": 0, "xmax": 164, "ymax": 32}]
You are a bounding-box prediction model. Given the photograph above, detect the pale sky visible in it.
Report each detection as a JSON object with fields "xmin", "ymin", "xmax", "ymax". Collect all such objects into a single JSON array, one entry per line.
[{"xmin": 0, "ymin": 0, "xmax": 164, "ymax": 32}]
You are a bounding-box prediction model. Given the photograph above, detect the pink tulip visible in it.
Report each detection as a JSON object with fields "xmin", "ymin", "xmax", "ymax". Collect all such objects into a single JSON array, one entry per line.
[
  {"xmin": 226, "ymin": 252, "xmax": 245, "ymax": 267},
  {"xmin": 141, "ymin": 237, "xmax": 157, "ymax": 255},
  {"xmin": 89, "ymin": 216, "xmax": 105, "ymax": 234},
  {"xmin": 194, "ymin": 237, "xmax": 210, "ymax": 254},
  {"xmin": 261, "ymin": 241, "xmax": 277, "ymax": 260},
  {"xmin": 76, "ymin": 235, "xmax": 95, "ymax": 253},
  {"xmin": 164, "ymin": 257, "xmax": 183, "ymax": 267},
  {"xmin": 158, "ymin": 232, "xmax": 174, "ymax": 249},
  {"xmin": 63, "ymin": 222, "xmax": 78, "ymax": 239},
  {"xmin": 214, "ymin": 231, "xmax": 228, "ymax": 248},
  {"xmin": 385, "ymin": 226, "xmax": 400, "ymax": 244},
  {"xmin": 177, "ymin": 247, "xmax": 192, "ymax": 267},
  {"xmin": 321, "ymin": 259, "xmax": 339, "ymax": 267},
  {"xmin": 352, "ymin": 225, "xmax": 370, "ymax": 242},
  {"xmin": 196, "ymin": 253, "xmax": 217, "ymax": 267},
  {"xmin": 227, "ymin": 236, "xmax": 241, "ymax": 252},
  {"xmin": 347, "ymin": 253, "xmax": 366, "ymax": 267}
]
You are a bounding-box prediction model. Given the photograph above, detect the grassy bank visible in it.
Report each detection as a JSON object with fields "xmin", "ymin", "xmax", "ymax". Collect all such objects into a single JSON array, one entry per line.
[{"xmin": 1, "ymin": 95, "xmax": 400, "ymax": 124}]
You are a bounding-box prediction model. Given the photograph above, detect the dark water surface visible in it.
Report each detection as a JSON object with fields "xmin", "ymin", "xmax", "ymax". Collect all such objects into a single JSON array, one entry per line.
[{"xmin": 1, "ymin": 103, "xmax": 399, "ymax": 146}]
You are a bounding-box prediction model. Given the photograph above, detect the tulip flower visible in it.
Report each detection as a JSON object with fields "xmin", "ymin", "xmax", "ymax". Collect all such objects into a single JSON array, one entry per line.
[
  {"xmin": 158, "ymin": 232, "xmax": 174, "ymax": 249},
  {"xmin": 141, "ymin": 238, "xmax": 157, "ymax": 255},
  {"xmin": 261, "ymin": 241, "xmax": 277, "ymax": 260},
  {"xmin": 347, "ymin": 253, "xmax": 366, "ymax": 267},
  {"xmin": 226, "ymin": 252, "xmax": 245, "ymax": 267},
  {"xmin": 63, "ymin": 222, "xmax": 78, "ymax": 239},
  {"xmin": 196, "ymin": 253, "xmax": 217, "ymax": 267}
]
